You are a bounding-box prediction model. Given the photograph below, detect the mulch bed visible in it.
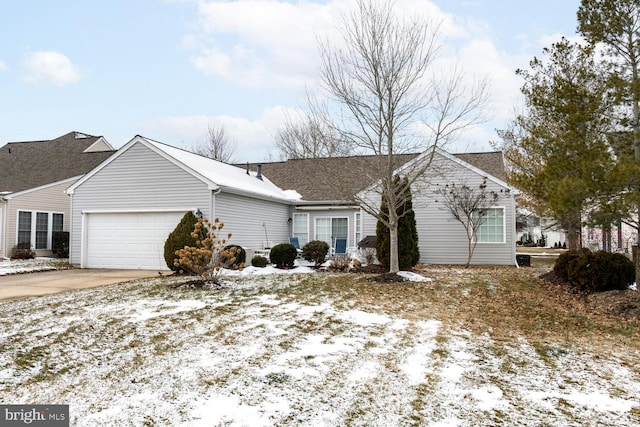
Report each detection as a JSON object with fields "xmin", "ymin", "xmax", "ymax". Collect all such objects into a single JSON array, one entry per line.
[{"xmin": 540, "ymin": 270, "xmax": 640, "ymax": 321}]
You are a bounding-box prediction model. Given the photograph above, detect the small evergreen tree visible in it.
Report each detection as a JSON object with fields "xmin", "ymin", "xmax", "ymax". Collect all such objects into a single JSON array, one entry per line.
[
  {"xmin": 376, "ymin": 175, "xmax": 420, "ymax": 270},
  {"xmin": 164, "ymin": 211, "xmax": 201, "ymax": 272}
]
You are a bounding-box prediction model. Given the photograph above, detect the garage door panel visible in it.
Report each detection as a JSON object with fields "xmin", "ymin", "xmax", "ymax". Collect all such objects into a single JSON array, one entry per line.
[{"xmin": 86, "ymin": 212, "xmax": 184, "ymax": 270}]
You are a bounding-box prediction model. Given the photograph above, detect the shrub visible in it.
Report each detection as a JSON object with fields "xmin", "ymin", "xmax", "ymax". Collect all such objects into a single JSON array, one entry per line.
[
  {"xmin": 553, "ymin": 251, "xmax": 580, "ymax": 282},
  {"xmin": 566, "ymin": 251, "xmax": 594, "ymax": 292},
  {"xmin": 164, "ymin": 211, "xmax": 202, "ymax": 272},
  {"xmin": 302, "ymin": 240, "xmax": 330, "ymax": 267},
  {"xmin": 11, "ymin": 243, "xmax": 35, "ymax": 260},
  {"xmin": 174, "ymin": 217, "xmax": 231, "ymax": 284},
  {"xmin": 251, "ymin": 255, "xmax": 269, "ymax": 268},
  {"xmin": 269, "ymin": 243, "xmax": 297, "ymax": 269},
  {"xmin": 571, "ymin": 251, "xmax": 634, "ymax": 293},
  {"xmin": 220, "ymin": 245, "xmax": 245, "ymax": 270},
  {"xmin": 328, "ymin": 255, "xmax": 351, "ymax": 272},
  {"xmin": 52, "ymin": 231, "xmax": 69, "ymax": 258},
  {"xmin": 555, "ymin": 249, "xmax": 634, "ymax": 293}
]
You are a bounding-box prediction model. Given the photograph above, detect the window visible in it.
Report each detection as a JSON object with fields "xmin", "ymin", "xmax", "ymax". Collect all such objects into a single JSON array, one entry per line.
[
  {"xmin": 292, "ymin": 213, "xmax": 309, "ymax": 246},
  {"xmin": 16, "ymin": 211, "xmax": 63, "ymax": 250},
  {"xmin": 474, "ymin": 208, "xmax": 505, "ymax": 243},
  {"xmin": 316, "ymin": 217, "xmax": 348, "ymax": 248},
  {"xmin": 53, "ymin": 213, "xmax": 64, "ymax": 232},
  {"xmin": 36, "ymin": 212, "xmax": 48, "ymax": 249},
  {"xmin": 17, "ymin": 211, "xmax": 32, "ymax": 245}
]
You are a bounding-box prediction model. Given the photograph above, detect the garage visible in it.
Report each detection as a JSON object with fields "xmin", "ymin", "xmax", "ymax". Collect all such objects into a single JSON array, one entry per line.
[{"xmin": 84, "ymin": 211, "xmax": 185, "ymax": 270}]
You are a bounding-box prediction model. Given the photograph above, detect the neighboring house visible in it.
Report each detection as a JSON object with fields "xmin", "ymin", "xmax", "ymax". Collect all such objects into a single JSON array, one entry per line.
[
  {"xmin": 68, "ymin": 136, "xmax": 515, "ymax": 270},
  {"xmin": 0, "ymin": 132, "xmax": 114, "ymax": 259},
  {"xmin": 66, "ymin": 136, "xmax": 300, "ymax": 270}
]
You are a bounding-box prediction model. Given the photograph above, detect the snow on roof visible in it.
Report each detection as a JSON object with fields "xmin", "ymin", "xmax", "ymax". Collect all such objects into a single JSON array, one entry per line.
[{"xmin": 141, "ymin": 137, "xmax": 301, "ymax": 202}]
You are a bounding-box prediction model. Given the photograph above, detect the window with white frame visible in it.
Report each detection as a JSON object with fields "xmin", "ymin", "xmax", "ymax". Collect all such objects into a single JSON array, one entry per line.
[
  {"xmin": 474, "ymin": 208, "xmax": 505, "ymax": 243},
  {"xmin": 35, "ymin": 212, "xmax": 48, "ymax": 249},
  {"xmin": 17, "ymin": 211, "xmax": 63, "ymax": 249},
  {"xmin": 17, "ymin": 211, "xmax": 32, "ymax": 245},
  {"xmin": 292, "ymin": 213, "xmax": 309, "ymax": 246}
]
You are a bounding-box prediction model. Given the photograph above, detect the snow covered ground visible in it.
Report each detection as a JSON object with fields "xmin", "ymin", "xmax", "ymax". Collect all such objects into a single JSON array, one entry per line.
[
  {"xmin": 0, "ymin": 267, "xmax": 639, "ymax": 426},
  {"xmin": 0, "ymin": 258, "xmax": 65, "ymax": 276}
]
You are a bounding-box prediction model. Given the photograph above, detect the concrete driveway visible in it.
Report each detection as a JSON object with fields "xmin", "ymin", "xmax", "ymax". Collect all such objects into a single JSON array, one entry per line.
[{"xmin": 0, "ymin": 269, "xmax": 161, "ymax": 301}]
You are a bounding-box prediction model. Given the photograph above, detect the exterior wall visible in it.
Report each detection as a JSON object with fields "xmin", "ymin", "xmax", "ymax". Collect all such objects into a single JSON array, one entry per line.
[
  {"xmin": 361, "ymin": 152, "xmax": 516, "ymax": 266},
  {"xmin": 214, "ymin": 192, "xmax": 290, "ymax": 251},
  {"xmin": 2, "ymin": 180, "xmax": 74, "ymax": 257},
  {"xmin": 69, "ymin": 143, "xmax": 210, "ymax": 265}
]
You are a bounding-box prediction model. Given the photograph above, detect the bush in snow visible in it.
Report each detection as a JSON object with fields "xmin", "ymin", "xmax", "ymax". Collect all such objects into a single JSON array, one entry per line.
[
  {"xmin": 164, "ymin": 211, "xmax": 202, "ymax": 272},
  {"xmin": 327, "ymin": 255, "xmax": 351, "ymax": 272},
  {"xmin": 174, "ymin": 217, "xmax": 231, "ymax": 284},
  {"xmin": 302, "ymin": 240, "xmax": 330, "ymax": 267},
  {"xmin": 220, "ymin": 245, "xmax": 245, "ymax": 270},
  {"xmin": 251, "ymin": 255, "xmax": 269, "ymax": 268},
  {"xmin": 269, "ymin": 243, "xmax": 297, "ymax": 269},
  {"xmin": 10, "ymin": 243, "xmax": 35, "ymax": 260}
]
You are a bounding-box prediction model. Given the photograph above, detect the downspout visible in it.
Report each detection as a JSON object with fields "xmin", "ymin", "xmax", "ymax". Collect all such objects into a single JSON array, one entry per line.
[
  {"xmin": 210, "ymin": 187, "xmax": 222, "ymax": 219},
  {"xmin": 0, "ymin": 196, "xmax": 6, "ymax": 259}
]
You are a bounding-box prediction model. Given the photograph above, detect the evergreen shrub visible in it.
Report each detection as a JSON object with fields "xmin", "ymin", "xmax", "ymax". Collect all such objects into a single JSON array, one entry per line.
[
  {"xmin": 251, "ymin": 255, "xmax": 269, "ymax": 268},
  {"xmin": 553, "ymin": 251, "xmax": 580, "ymax": 282},
  {"xmin": 302, "ymin": 240, "xmax": 330, "ymax": 266},
  {"xmin": 52, "ymin": 231, "xmax": 69, "ymax": 258},
  {"xmin": 164, "ymin": 211, "xmax": 202, "ymax": 272},
  {"xmin": 554, "ymin": 249, "xmax": 634, "ymax": 293},
  {"xmin": 269, "ymin": 243, "xmax": 297, "ymax": 269}
]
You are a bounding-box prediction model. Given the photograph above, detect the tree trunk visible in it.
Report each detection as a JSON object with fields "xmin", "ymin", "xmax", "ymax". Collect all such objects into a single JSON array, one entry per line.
[
  {"xmin": 388, "ymin": 214, "xmax": 400, "ymax": 273},
  {"xmin": 566, "ymin": 222, "xmax": 581, "ymax": 252}
]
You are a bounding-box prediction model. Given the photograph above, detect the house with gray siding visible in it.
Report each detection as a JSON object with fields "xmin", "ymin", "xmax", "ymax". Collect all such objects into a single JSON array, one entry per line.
[
  {"xmin": 68, "ymin": 135, "xmax": 515, "ymax": 270},
  {"xmin": 66, "ymin": 136, "xmax": 298, "ymax": 270},
  {"xmin": 0, "ymin": 132, "xmax": 114, "ymax": 259}
]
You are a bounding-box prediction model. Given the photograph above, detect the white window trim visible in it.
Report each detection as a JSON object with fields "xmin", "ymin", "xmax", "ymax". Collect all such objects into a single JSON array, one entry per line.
[
  {"xmin": 474, "ymin": 206, "xmax": 506, "ymax": 244},
  {"xmin": 354, "ymin": 211, "xmax": 361, "ymax": 246},
  {"xmin": 16, "ymin": 210, "xmax": 64, "ymax": 250}
]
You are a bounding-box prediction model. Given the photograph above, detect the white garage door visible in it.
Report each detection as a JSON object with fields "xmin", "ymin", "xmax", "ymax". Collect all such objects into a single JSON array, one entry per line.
[{"xmin": 86, "ymin": 211, "xmax": 185, "ymax": 270}]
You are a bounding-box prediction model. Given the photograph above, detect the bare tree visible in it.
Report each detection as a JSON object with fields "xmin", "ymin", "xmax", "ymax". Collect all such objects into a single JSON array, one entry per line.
[
  {"xmin": 435, "ymin": 178, "xmax": 510, "ymax": 267},
  {"xmin": 273, "ymin": 95, "xmax": 352, "ymax": 159},
  {"xmin": 192, "ymin": 124, "xmax": 237, "ymax": 163},
  {"xmin": 319, "ymin": 0, "xmax": 488, "ymax": 272}
]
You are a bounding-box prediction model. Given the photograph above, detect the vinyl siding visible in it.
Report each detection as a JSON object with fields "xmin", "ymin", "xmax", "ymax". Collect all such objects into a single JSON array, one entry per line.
[
  {"xmin": 361, "ymin": 152, "xmax": 516, "ymax": 266},
  {"xmin": 214, "ymin": 192, "xmax": 290, "ymax": 252},
  {"xmin": 3, "ymin": 180, "xmax": 74, "ymax": 257},
  {"xmin": 69, "ymin": 143, "xmax": 210, "ymax": 265}
]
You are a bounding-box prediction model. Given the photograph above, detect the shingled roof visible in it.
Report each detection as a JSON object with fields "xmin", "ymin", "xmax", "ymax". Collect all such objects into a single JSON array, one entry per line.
[
  {"xmin": 241, "ymin": 151, "xmax": 506, "ymax": 201},
  {"xmin": 0, "ymin": 131, "xmax": 115, "ymax": 194}
]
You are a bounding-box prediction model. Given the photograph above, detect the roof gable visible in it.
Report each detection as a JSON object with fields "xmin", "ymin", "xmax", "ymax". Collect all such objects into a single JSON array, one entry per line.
[
  {"xmin": 68, "ymin": 136, "xmax": 298, "ymax": 202},
  {"xmin": 0, "ymin": 131, "xmax": 115, "ymax": 194}
]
